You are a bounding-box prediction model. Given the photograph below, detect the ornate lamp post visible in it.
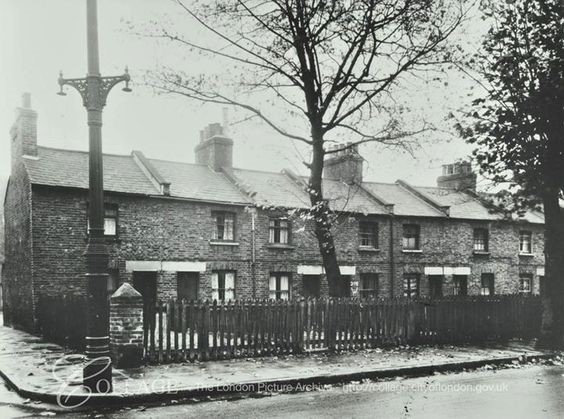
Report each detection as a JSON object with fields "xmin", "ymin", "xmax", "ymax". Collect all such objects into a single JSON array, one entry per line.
[{"xmin": 57, "ymin": 0, "xmax": 131, "ymax": 393}]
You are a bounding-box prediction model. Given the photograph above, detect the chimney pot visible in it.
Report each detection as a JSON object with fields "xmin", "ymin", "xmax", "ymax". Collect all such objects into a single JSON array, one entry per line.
[
  {"xmin": 323, "ymin": 142, "xmax": 363, "ymax": 184},
  {"xmin": 194, "ymin": 122, "xmax": 234, "ymax": 171},
  {"xmin": 22, "ymin": 92, "xmax": 31, "ymax": 109}
]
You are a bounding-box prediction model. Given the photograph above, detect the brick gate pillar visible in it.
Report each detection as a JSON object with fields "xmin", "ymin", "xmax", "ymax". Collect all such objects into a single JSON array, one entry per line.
[{"xmin": 110, "ymin": 283, "xmax": 144, "ymax": 368}]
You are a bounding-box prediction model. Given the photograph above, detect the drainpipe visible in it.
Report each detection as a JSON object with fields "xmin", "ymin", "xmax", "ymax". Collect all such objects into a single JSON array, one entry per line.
[
  {"xmin": 250, "ymin": 207, "xmax": 257, "ymax": 298},
  {"xmin": 389, "ymin": 214, "xmax": 395, "ymax": 298}
]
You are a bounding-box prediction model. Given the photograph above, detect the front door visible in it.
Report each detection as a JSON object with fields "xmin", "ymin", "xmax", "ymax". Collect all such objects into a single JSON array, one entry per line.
[
  {"xmin": 332, "ymin": 275, "xmax": 351, "ymax": 298},
  {"xmin": 132, "ymin": 271, "xmax": 157, "ymax": 304},
  {"xmin": 303, "ymin": 275, "xmax": 321, "ymax": 298},
  {"xmin": 428, "ymin": 275, "xmax": 443, "ymax": 298},
  {"xmin": 177, "ymin": 272, "xmax": 199, "ymax": 301},
  {"xmin": 133, "ymin": 271, "xmax": 158, "ymax": 336}
]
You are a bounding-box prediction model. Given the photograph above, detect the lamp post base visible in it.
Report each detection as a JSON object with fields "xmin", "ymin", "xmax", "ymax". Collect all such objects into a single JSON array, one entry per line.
[{"xmin": 83, "ymin": 356, "xmax": 113, "ymax": 393}]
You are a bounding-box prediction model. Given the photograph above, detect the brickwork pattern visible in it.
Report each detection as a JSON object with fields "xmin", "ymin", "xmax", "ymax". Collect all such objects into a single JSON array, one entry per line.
[
  {"xmin": 27, "ymin": 186, "xmax": 546, "ymax": 306},
  {"xmin": 2, "ymin": 160, "xmax": 34, "ymax": 330},
  {"xmin": 110, "ymin": 285, "xmax": 144, "ymax": 368}
]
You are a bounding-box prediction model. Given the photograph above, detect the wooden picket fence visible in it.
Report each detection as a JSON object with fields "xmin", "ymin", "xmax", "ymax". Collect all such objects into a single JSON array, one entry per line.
[{"xmin": 142, "ymin": 295, "xmax": 541, "ymax": 364}]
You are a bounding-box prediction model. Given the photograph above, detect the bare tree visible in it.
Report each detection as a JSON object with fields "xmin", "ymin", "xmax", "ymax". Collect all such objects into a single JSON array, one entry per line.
[{"xmin": 147, "ymin": 0, "xmax": 467, "ymax": 295}]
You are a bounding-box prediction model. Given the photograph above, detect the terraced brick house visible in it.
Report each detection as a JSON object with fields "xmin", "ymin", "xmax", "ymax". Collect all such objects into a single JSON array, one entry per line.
[{"xmin": 3, "ymin": 95, "xmax": 546, "ymax": 332}]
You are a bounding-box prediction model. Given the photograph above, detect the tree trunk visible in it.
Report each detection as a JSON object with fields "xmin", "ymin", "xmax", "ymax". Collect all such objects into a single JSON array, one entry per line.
[
  {"xmin": 539, "ymin": 179, "xmax": 564, "ymax": 349},
  {"xmin": 308, "ymin": 128, "xmax": 342, "ymax": 297}
]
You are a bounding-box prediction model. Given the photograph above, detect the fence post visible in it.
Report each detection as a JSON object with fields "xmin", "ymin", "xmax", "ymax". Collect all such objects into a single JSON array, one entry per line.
[{"xmin": 109, "ymin": 283, "xmax": 144, "ymax": 368}]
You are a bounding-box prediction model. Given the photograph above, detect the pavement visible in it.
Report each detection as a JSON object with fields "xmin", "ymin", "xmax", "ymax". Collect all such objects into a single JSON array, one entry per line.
[
  {"xmin": 75, "ymin": 364, "xmax": 564, "ymax": 418},
  {"xmin": 0, "ymin": 319, "xmax": 557, "ymax": 411}
]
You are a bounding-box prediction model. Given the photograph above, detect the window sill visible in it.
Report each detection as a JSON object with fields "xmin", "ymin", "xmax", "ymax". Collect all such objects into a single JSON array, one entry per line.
[
  {"xmin": 358, "ymin": 246, "xmax": 380, "ymax": 253},
  {"xmin": 209, "ymin": 241, "xmax": 240, "ymax": 247},
  {"xmin": 518, "ymin": 253, "xmax": 534, "ymax": 257},
  {"xmin": 473, "ymin": 251, "xmax": 490, "ymax": 256},
  {"xmin": 266, "ymin": 244, "xmax": 295, "ymax": 250},
  {"xmin": 402, "ymin": 249, "xmax": 422, "ymax": 253},
  {"xmin": 86, "ymin": 236, "xmax": 121, "ymax": 243}
]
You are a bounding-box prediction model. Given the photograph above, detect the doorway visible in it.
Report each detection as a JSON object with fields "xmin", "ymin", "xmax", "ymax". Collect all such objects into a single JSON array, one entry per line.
[
  {"xmin": 332, "ymin": 275, "xmax": 351, "ymax": 298},
  {"xmin": 428, "ymin": 275, "xmax": 443, "ymax": 298},
  {"xmin": 132, "ymin": 271, "xmax": 157, "ymax": 304},
  {"xmin": 133, "ymin": 271, "xmax": 158, "ymax": 337},
  {"xmin": 302, "ymin": 275, "xmax": 321, "ymax": 298}
]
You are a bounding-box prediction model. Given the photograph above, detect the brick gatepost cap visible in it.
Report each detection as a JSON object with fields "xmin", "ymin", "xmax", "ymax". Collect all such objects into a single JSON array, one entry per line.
[{"xmin": 110, "ymin": 282, "xmax": 142, "ymax": 300}]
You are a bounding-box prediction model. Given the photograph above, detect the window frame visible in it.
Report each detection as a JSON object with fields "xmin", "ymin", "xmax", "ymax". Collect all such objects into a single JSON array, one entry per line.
[
  {"xmin": 359, "ymin": 221, "xmax": 379, "ymax": 249},
  {"xmin": 177, "ymin": 272, "xmax": 199, "ymax": 301},
  {"xmin": 519, "ymin": 274, "xmax": 533, "ymax": 294},
  {"xmin": 211, "ymin": 270, "xmax": 236, "ymax": 301},
  {"xmin": 269, "ymin": 272, "xmax": 290, "ymax": 300},
  {"xmin": 212, "ymin": 211, "xmax": 236, "ymax": 241},
  {"xmin": 86, "ymin": 202, "xmax": 119, "ymax": 238},
  {"xmin": 269, "ymin": 218, "xmax": 291, "ymax": 244},
  {"xmin": 519, "ymin": 230, "xmax": 532, "ymax": 254},
  {"xmin": 473, "ymin": 228, "xmax": 489, "ymax": 252},
  {"xmin": 480, "ymin": 273, "xmax": 495, "ymax": 295},
  {"xmin": 359, "ymin": 273, "xmax": 379, "ymax": 299},
  {"xmin": 453, "ymin": 275, "xmax": 468, "ymax": 296},
  {"xmin": 403, "ymin": 273, "xmax": 420, "ymax": 298},
  {"xmin": 402, "ymin": 224, "xmax": 420, "ymax": 250}
]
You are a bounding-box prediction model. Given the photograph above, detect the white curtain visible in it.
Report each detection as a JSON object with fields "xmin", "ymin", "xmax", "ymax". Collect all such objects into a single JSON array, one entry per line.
[
  {"xmin": 224, "ymin": 215, "xmax": 234, "ymax": 240},
  {"xmin": 279, "ymin": 227, "xmax": 288, "ymax": 244},
  {"xmin": 224, "ymin": 272, "xmax": 235, "ymax": 300},
  {"xmin": 104, "ymin": 218, "xmax": 116, "ymax": 236},
  {"xmin": 211, "ymin": 272, "xmax": 219, "ymax": 301},
  {"xmin": 280, "ymin": 275, "xmax": 289, "ymax": 300}
]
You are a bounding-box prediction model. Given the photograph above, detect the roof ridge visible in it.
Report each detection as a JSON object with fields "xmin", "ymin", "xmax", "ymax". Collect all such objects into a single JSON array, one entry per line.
[
  {"xmin": 361, "ymin": 180, "xmax": 396, "ymax": 186},
  {"xmin": 217, "ymin": 170, "xmax": 254, "ymax": 204},
  {"xmin": 131, "ymin": 150, "xmax": 169, "ymax": 195},
  {"xmin": 234, "ymin": 167, "xmax": 295, "ymax": 176},
  {"xmin": 357, "ymin": 183, "xmax": 394, "ymax": 214},
  {"xmin": 396, "ymin": 180, "xmax": 450, "ymax": 217},
  {"xmin": 220, "ymin": 168, "xmax": 257, "ymax": 203},
  {"xmin": 37, "ymin": 145, "xmax": 132, "ymax": 158}
]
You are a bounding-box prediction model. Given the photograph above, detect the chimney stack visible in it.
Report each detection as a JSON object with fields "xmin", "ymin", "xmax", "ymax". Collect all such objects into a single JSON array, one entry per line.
[
  {"xmin": 437, "ymin": 161, "xmax": 476, "ymax": 192},
  {"xmin": 10, "ymin": 93, "xmax": 38, "ymax": 170},
  {"xmin": 323, "ymin": 143, "xmax": 363, "ymax": 184},
  {"xmin": 194, "ymin": 122, "xmax": 233, "ymax": 171}
]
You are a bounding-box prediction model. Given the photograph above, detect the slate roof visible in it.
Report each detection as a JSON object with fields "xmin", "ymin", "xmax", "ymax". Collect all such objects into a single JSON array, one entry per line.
[
  {"xmin": 415, "ymin": 186, "xmax": 545, "ymax": 223},
  {"xmin": 363, "ymin": 182, "xmax": 445, "ymax": 217},
  {"xmin": 22, "ymin": 146, "xmax": 544, "ymax": 223},
  {"xmin": 149, "ymin": 159, "xmax": 250, "ymax": 204},
  {"xmin": 305, "ymin": 177, "xmax": 389, "ymax": 215},
  {"xmin": 229, "ymin": 169, "xmax": 309, "ymax": 209},
  {"xmin": 25, "ymin": 147, "xmax": 159, "ymax": 196},
  {"xmin": 414, "ymin": 186, "xmax": 498, "ymax": 220}
]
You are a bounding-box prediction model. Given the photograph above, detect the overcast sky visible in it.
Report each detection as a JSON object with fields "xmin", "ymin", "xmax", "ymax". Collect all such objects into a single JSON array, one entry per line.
[{"xmin": 0, "ymin": 0, "xmax": 483, "ymax": 202}]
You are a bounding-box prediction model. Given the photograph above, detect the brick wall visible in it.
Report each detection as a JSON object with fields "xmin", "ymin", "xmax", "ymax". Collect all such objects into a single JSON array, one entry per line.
[
  {"xmin": 2, "ymin": 160, "xmax": 34, "ymax": 330},
  {"xmin": 390, "ymin": 217, "xmax": 545, "ymax": 297},
  {"xmin": 18, "ymin": 184, "xmax": 546, "ymax": 328},
  {"xmin": 109, "ymin": 283, "xmax": 144, "ymax": 368},
  {"xmin": 30, "ymin": 186, "xmax": 255, "ymax": 304}
]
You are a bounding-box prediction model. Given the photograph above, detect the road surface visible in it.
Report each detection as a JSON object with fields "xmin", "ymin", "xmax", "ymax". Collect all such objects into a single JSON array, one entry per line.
[
  {"xmin": 1, "ymin": 364, "xmax": 563, "ymax": 418},
  {"xmin": 88, "ymin": 364, "xmax": 564, "ymax": 418}
]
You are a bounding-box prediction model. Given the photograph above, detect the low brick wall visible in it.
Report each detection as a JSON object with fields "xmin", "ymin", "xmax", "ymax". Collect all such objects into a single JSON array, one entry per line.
[{"xmin": 110, "ymin": 283, "xmax": 144, "ymax": 368}]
